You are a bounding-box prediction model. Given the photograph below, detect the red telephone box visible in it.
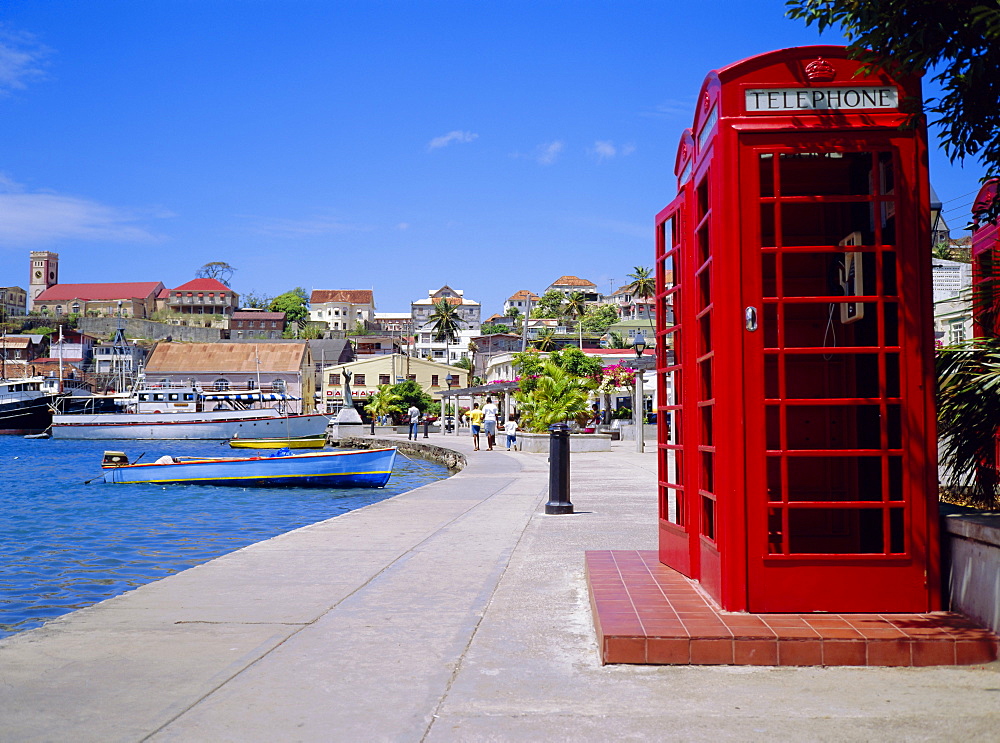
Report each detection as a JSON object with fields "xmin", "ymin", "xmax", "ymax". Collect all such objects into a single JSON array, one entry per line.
[
  {"xmin": 971, "ymin": 179, "xmax": 1000, "ymax": 337},
  {"xmin": 655, "ymin": 46, "xmax": 940, "ymax": 613}
]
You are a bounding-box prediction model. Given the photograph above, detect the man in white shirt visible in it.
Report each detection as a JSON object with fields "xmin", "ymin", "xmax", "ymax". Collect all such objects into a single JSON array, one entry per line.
[
  {"xmin": 482, "ymin": 397, "xmax": 499, "ymax": 451},
  {"xmin": 407, "ymin": 404, "xmax": 420, "ymax": 440}
]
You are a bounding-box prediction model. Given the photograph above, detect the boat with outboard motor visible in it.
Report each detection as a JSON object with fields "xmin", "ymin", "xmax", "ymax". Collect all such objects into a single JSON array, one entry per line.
[{"xmin": 99, "ymin": 446, "xmax": 396, "ymax": 488}]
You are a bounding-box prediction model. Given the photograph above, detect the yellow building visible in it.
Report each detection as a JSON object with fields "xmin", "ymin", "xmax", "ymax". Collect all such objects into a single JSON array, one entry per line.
[{"xmin": 321, "ymin": 353, "xmax": 467, "ymax": 410}]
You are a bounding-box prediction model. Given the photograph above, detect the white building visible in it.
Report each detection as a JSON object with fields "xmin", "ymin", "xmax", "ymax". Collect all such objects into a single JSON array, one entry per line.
[
  {"xmin": 503, "ymin": 289, "xmax": 538, "ymax": 317},
  {"xmin": 309, "ymin": 289, "xmax": 376, "ymax": 331},
  {"xmin": 931, "ymin": 258, "xmax": 973, "ymax": 302},
  {"xmin": 411, "ymin": 286, "xmax": 481, "ymax": 363}
]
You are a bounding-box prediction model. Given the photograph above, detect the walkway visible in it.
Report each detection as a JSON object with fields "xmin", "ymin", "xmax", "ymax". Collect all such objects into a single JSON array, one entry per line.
[{"xmin": 1, "ymin": 434, "xmax": 998, "ymax": 741}]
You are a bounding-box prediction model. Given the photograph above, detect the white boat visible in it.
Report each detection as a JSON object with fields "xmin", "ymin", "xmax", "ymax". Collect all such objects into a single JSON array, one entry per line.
[{"xmin": 52, "ymin": 383, "xmax": 330, "ymax": 440}]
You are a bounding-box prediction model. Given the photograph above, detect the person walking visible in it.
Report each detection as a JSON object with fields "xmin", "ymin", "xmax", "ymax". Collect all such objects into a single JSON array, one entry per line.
[
  {"xmin": 504, "ymin": 416, "xmax": 518, "ymax": 451},
  {"xmin": 407, "ymin": 404, "xmax": 420, "ymax": 440},
  {"xmin": 482, "ymin": 397, "xmax": 499, "ymax": 451},
  {"xmin": 468, "ymin": 403, "xmax": 484, "ymax": 451}
]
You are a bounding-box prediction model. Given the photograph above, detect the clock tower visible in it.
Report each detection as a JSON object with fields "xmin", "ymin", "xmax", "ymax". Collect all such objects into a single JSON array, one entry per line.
[{"xmin": 29, "ymin": 251, "xmax": 59, "ymax": 311}]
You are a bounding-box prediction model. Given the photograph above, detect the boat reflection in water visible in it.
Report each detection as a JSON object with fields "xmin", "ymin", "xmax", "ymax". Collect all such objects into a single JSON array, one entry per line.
[{"xmin": 99, "ymin": 447, "xmax": 397, "ymax": 488}]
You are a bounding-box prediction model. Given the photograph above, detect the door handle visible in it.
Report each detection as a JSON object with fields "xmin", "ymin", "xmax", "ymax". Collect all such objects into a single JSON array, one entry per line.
[{"xmin": 745, "ymin": 306, "xmax": 758, "ymax": 332}]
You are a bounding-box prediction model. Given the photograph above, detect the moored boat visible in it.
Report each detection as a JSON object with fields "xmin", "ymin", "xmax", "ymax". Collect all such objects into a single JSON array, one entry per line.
[
  {"xmin": 0, "ymin": 376, "xmax": 61, "ymax": 435},
  {"xmin": 53, "ymin": 383, "xmax": 330, "ymax": 440},
  {"xmin": 229, "ymin": 435, "xmax": 326, "ymax": 449},
  {"xmin": 99, "ymin": 447, "xmax": 396, "ymax": 488}
]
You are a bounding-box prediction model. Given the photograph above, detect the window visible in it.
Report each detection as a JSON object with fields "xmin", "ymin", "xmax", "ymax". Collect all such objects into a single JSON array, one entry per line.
[
  {"xmin": 354, "ymin": 374, "xmax": 365, "ymax": 385},
  {"xmin": 247, "ymin": 379, "xmax": 256, "ymax": 389},
  {"xmin": 379, "ymin": 374, "xmax": 390, "ymax": 385},
  {"xmin": 214, "ymin": 378, "xmax": 230, "ymax": 391},
  {"xmin": 55, "ymin": 305, "xmax": 63, "ymax": 316},
  {"xmin": 431, "ymin": 375, "xmax": 439, "ymax": 387},
  {"xmin": 271, "ymin": 378, "xmax": 286, "ymax": 393},
  {"xmin": 329, "ymin": 373, "xmax": 341, "ymax": 385},
  {"xmin": 407, "ymin": 374, "xmax": 416, "ymax": 382}
]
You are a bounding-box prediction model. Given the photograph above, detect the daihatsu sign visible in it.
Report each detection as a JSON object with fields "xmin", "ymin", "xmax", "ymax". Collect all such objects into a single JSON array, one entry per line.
[{"xmin": 745, "ymin": 86, "xmax": 898, "ymax": 112}]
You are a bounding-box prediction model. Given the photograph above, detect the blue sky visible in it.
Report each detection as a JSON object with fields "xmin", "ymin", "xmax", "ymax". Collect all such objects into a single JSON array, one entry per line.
[{"xmin": 0, "ymin": 1, "xmax": 986, "ymax": 317}]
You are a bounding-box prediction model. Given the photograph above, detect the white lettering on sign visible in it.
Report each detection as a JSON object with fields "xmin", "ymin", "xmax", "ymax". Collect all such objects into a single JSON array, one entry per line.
[{"xmin": 745, "ymin": 87, "xmax": 898, "ymax": 112}]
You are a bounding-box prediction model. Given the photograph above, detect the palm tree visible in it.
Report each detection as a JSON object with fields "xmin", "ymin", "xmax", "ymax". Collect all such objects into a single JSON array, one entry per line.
[
  {"xmin": 428, "ymin": 298, "xmax": 462, "ymax": 365},
  {"xmin": 627, "ymin": 265, "xmax": 656, "ymax": 335},
  {"xmin": 514, "ymin": 360, "xmax": 598, "ymax": 432},
  {"xmin": 605, "ymin": 331, "xmax": 631, "ymax": 349},
  {"xmin": 364, "ymin": 384, "xmax": 404, "ymax": 425},
  {"xmin": 533, "ymin": 328, "xmax": 557, "ymax": 351},
  {"xmin": 937, "ymin": 339, "xmax": 1000, "ymax": 507},
  {"xmin": 564, "ymin": 291, "xmax": 588, "ymax": 348}
]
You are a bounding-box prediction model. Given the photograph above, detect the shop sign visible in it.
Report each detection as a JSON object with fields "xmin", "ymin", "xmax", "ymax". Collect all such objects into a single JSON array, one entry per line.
[{"xmin": 745, "ymin": 86, "xmax": 898, "ymax": 112}]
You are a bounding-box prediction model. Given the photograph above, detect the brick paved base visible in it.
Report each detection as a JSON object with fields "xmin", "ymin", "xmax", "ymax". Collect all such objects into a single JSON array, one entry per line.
[{"xmin": 587, "ymin": 550, "xmax": 999, "ymax": 666}]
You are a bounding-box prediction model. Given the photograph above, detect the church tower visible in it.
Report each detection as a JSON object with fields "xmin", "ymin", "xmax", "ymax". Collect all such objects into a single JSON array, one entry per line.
[{"xmin": 29, "ymin": 251, "xmax": 59, "ymax": 311}]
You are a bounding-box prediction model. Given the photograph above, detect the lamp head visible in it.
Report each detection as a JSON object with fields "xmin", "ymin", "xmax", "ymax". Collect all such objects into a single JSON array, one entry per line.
[{"xmin": 633, "ymin": 332, "xmax": 647, "ymax": 358}]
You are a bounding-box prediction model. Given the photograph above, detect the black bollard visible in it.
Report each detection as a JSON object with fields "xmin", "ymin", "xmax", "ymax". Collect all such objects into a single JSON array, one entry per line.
[
  {"xmin": 545, "ymin": 422, "xmax": 573, "ymax": 514},
  {"xmin": 370, "ymin": 415, "xmax": 375, "ymax": 435},
  {"xmin": 423, "ymin": 419, "xmax": 430, "ymax": 439}
]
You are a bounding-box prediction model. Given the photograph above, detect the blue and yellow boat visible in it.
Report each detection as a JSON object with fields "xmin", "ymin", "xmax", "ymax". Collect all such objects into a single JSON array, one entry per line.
[{"xmin": 100, "ymin": 447, "xmax": 396, "ymax": 488}]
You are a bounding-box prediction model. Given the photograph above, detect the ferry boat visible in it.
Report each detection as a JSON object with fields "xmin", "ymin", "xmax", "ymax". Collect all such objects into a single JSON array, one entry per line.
[
  {"xmin": 0, "ymin": 376, "xmax": 60, "ymax": 435},
  {"xmin": 52, "ymin": 382, "xmax": 331, "ymax": 440}
]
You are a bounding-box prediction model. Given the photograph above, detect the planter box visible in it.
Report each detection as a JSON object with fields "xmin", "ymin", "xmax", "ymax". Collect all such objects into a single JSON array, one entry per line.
[
  {"xmin": 516, "ymin": 431, "xmax": 612, "ymax": 453},
  {"xmin": 943, "ymin": 508, "xmax": 1000, "ymax": 635}
]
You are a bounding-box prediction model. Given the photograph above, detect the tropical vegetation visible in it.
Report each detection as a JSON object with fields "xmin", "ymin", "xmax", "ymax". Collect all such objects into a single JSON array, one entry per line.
[
  {"xmin": 364, "ymin": 385, "xmax": 404, "ymax": 423},
  {"xmin": 513, "ymin": 359, "xmax": 598, "ymax": 432},
  {"xmin": 786, "ymin": 0, "xmax": 1000, "ymax": 219},
  {"xmin": 269, "ymin": 287, "xmax": 309, "ymax": 323},
  {"xmin": 428, "ymin": 298, "xmax": 462, "ymax": 364},
  {"xmin": 937, "ymin": 339, "xmax": 1000, "ymax": 507}
]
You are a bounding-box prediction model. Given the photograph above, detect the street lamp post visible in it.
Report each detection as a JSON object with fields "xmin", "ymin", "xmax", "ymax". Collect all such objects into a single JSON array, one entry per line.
[
  {"xmin": 633, "ymin": 332, "xmax": 647, "ymax": 453},
  {"xmin": 445, "ymin": 374, "xmax": 456, "ymax": 434}
]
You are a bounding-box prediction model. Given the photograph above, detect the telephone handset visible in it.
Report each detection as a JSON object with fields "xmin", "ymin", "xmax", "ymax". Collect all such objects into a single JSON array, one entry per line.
[{"xmin": 837, "ymin": 231, "xmax": 864, "ymax": 324}]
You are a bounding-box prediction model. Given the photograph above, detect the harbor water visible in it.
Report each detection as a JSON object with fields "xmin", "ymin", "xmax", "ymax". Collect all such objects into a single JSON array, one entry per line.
[{"xmin": 0, "ymin": 437, "xmax": 450, "ymax": 639}]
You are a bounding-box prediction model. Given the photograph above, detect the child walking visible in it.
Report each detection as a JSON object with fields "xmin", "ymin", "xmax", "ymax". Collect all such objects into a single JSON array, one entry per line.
[{"xmin": 504, "ymin": 417, "xmax": 518, "ymax": 451}]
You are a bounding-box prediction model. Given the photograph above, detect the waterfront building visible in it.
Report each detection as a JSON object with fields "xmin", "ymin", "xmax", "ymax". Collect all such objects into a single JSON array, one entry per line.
[
  {"xmin": 320, "ymin": 353, "xmax": 467, "ymax": 412},
  {"xmin": 144, "ymin": 341, "xmax": 315, "ymax": 414},
  {"xmin": 0, "ymin": 334, "xmax": 47, "ymax": 362}
]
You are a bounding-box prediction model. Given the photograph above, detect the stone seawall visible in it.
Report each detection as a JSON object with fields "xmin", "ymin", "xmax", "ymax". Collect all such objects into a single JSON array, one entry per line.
[
  {"xmin": 330, "ymin": 434, "xmax": 466, "ymax": 471},
  {"xmin": 80, "ymin": 317, "xmax": 225, "ymax": 342}
]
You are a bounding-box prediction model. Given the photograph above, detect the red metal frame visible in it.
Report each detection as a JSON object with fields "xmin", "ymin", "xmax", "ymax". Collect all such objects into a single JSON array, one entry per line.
[{"xmin": 655, "ymin": 46, "xmax": 941, "ymax": 613}]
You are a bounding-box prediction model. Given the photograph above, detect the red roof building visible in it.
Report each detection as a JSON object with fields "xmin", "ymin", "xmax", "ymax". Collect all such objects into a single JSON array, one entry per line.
[
  {"xmin": 33, "ymin": 282, "xmax": 165, "ymax": 319},
  {"xmin": 160, "ymin": 278, "xmax": 239, "ymax": 317}
]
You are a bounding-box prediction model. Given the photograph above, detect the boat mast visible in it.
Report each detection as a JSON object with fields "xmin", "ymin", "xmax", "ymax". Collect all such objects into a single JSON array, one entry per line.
[{"xmin": 57, "ymin": 324, "xmax": 63, "ymax": 393}]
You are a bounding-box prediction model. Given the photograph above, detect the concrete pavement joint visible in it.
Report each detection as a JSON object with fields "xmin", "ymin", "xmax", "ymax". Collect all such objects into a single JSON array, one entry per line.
[{"xmin": 420, "ymin": 479, "xmax": 550, "ymax": 742}]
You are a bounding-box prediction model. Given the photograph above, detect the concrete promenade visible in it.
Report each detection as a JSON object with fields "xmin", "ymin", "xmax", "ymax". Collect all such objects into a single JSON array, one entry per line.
[{"xmin": 1, "ymin": 434, "xmax": 999, "ymax": 742}]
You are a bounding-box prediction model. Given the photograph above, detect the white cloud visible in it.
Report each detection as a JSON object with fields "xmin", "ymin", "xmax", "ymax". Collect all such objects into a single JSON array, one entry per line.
[
  {"xmin": 242, "ymin": 214, "xmax": 372, "ymax": 238},
  {"xmin": 642, "ymin": 98, "xmax": 695, "ymax": 119},
  {"xmin": 590, "ymin": 140, "xmax": 636, "ymax": 161},
  {"xmin": 535, "ymin": 140, "xmax": 564, "ymax": 165},
  {"xmin": 427, "ymin": 130, "xmax": 479, "ymax": 150},
  {"xmin": 396, "ymin": 222, "xmax": 410, "ymax": 231},
  {"xmin": 0, "ymin": 176, "xmax": 167, "ymax": 245},
  {"xmin": 0, "ymin": 27, "xmax": 50, "ymax": 93}
]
